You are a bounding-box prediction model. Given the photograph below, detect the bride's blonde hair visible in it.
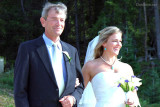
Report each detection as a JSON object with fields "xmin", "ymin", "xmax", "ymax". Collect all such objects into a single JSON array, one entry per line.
[{"xmin": 94, "ymin": 26, "xmax": 122, "ymax": 59}]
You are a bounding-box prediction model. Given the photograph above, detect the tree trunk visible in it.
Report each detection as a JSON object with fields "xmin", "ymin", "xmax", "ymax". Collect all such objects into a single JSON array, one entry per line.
[
  {"xmin": 20, "ymin": 0, "xmax": 29, "ymax": 40},
  {"xmin": 153, "ymin": 0, "xmax": 160, "ymax": 59},
  {"xmin": 74, "ymin": 0, "xmax": 80, "ymax": 54},
  {"xmin": 80, "ymin": 0, "xmax": 86, "ymax": 48},
  {"xmin": 88, "ymin": 0, "xmax": 92, "ymax": 28},
  {"xmin": 21, "ymin": 0, "xmax": 25, "ymax": 15},
  {"xmin": 143, "ymin": 2, "xmax": 148, "ymax": 61}
]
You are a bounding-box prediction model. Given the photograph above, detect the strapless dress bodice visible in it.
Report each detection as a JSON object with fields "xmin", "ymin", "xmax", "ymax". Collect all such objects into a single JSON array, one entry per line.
[{"xmin": 91, "ymin": 72, "xmax": 125, "ymax": 107}]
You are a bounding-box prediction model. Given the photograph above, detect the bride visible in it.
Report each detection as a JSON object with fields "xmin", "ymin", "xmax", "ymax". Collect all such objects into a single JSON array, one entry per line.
[{"xmin": 78, "ymin": 26, "xmax": 141, "ymax": 107}]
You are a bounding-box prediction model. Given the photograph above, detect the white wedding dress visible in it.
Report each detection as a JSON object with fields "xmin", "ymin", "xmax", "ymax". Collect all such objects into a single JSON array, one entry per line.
[
  {"xmin": 92, "ymin": 72, "xmax": 125, "ymax": 107},
  {"xmin": 78, "ymin": 71, "xmax": 126, "ymax": 107}
]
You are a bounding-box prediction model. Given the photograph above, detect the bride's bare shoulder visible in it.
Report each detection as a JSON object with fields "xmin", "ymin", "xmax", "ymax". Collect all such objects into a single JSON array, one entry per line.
[
  {"xmin": 82, "ymin": 59, "xmax": 99, "ymax": 72},
  {"xmin": 84, "ymin": 59, "xmax": 98, "ymax": 68},
  {"xmin": 117, "ymin": 60, "xmax": 134, "ymax": 75},
  {"xmin": 118, "ymin": 61, "xmax": 132, "ymax": 69}
]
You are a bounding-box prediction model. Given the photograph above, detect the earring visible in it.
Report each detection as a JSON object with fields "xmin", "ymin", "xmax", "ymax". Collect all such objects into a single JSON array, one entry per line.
[{"xmin": 104, "ymin": 48, "xmax": 106, "ymax": 50}]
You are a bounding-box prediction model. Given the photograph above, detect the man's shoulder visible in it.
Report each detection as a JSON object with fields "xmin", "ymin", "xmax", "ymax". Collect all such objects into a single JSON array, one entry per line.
[
  {"xmin": 61, "ymin": 40, "xmax": 77, "ymax": 50},
  {"xmin": 20, "ymin": 36, "xmax": 43, "ymax": 46},
  {"xmin": 19, "ymin": 36, "xmax": 43, "ymax": 50}
]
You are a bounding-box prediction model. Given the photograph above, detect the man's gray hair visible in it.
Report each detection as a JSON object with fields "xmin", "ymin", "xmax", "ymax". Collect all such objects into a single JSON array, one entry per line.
[{"xmin": 41, "ymin": 2, "xmax": 67, "ymax": 19}]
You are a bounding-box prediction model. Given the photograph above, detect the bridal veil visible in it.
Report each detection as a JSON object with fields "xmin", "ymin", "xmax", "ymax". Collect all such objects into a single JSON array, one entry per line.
[{"xmin": 78, "ymin": 35, "xmax": 99, "ymax": 107}]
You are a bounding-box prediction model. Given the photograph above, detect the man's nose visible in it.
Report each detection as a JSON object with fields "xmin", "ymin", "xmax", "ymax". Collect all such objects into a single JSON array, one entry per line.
[{"xmin": 56, "ymin": 20, "xmax": 61, "ymax": 25}]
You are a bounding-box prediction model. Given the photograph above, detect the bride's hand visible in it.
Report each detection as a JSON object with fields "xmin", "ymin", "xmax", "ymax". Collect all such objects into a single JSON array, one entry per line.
[
  {"xmin": 125, "ymin": 98, "xmax": 135, "ymax": 107},
  {"xmin": 125, "ymin": 91, "xmax": 137, "ymax": 107},
  {"xmin": 75, "ymin": 78, "xmax": 80, "ymax": 87},
  {"xmin": 125, "ymin": 91, "xmax": 141, "ymax": 107}
]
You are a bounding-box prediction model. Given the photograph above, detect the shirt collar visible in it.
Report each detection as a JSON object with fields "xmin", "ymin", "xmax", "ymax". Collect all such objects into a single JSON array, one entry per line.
[{"xmin": 42, "ymin": 33, "xmax": 62, "ymax": 50}]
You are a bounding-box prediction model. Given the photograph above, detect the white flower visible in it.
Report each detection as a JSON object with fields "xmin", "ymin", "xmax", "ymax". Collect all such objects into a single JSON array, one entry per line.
[
  {"xmin": 131, "ymin": 77, "xmax": 142, "ymax": 87},
  {"xmin": 62, "ymin": 51, "xmax": 72, "ymax": 63}
]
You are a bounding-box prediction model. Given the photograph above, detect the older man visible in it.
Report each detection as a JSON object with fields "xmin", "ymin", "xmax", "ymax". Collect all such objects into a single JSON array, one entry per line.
[{"xmin": 14, "ymin": 2, "xmax": 84, "ymax": 107}]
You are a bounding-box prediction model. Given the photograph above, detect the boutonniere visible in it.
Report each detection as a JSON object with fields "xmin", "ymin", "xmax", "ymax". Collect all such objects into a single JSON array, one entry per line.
[{"xmin": 62, "ymin": 51, "xmax": 72, "ymax": 64}]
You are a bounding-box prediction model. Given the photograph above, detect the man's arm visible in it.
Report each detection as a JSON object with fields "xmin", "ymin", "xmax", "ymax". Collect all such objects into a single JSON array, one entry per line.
[
  {"xmin": 14, "ymin": 43, "xmax": 29, "ymax": 107},
  {"xmin": 71, "ymin": 50, "xmax": 84, "ymax": 106}
]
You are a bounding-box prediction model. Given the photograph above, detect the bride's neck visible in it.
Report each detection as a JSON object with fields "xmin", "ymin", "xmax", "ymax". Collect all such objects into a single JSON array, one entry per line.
[{"xmin": 101, "ymin": 54, "xmax": 117, "ymax": 64}]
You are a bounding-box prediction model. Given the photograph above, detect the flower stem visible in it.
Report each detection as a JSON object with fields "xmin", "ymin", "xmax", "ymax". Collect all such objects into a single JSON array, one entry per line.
[{"xmin": 126, "ymin": 104, "xmax": 129, "ymax": 107}]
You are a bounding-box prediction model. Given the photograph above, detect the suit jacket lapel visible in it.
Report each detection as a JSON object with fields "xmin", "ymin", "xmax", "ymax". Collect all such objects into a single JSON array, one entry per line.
[{"xmin": 36, "ymin": 36, "xmax": 57, "ymax": 85}]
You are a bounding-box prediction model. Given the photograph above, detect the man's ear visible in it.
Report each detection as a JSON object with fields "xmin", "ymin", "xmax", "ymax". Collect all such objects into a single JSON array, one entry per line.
[{"xmin": 40, "ymin": 17, "xmax": 46, "ymax": 27}]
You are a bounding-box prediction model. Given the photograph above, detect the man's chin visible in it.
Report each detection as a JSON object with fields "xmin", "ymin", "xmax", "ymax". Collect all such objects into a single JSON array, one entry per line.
[
  {"xmin": 53, "ymin": 33, "xmax": 62, "ymax": 37},
  {"xmin": 56, "ymin": 31, "xmax": 63, "ymax": 36}
]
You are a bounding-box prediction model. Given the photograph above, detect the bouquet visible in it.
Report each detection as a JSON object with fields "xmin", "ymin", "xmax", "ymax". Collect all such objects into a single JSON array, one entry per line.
[{"xmin": 117, "ymin": 76, "xmax": 142, "ymax": 107}]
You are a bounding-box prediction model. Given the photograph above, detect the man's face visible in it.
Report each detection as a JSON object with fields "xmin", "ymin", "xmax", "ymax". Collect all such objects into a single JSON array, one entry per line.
[{"xmin": 41, "ymin": 8, "xmax": 66, "ymax": 38}]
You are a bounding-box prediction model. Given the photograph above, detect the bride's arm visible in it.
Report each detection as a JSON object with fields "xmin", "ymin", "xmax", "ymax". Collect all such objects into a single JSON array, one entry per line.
[
  {"xmin": 78, "ymin": 63, "xmax": 96, "ymax": 107},
  {"xmin": 126, "ymin": 64, "xmax": 141, "ymax": 107},
  {"xmin": 132, "ymin": 90, "xmax": 141, "ymax": 107},
  {"xmin": 82, "ymin": 62, "xmax": 91, "ymax": 87}
]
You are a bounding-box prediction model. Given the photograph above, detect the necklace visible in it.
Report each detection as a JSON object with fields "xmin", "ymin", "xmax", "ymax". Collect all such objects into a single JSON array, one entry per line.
[{"xmin": 100, "ymin": 56, "xmax": 116, "ymax": 70}]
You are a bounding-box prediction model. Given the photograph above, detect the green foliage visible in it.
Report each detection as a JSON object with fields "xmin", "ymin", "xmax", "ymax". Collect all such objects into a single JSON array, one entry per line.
[
  {"xmin": 119, "ymin": 26, "xmax": 141, "ymax": 75},
  {"xmin": 0, "ymin": 18, "xmax": 6, "ymax": 36},
  {"xmin": 87, "ymin": 11, "xmax": 107, "ymax": 39},
  {"xmin": 138, "ymin": 61, "xmax": 160, "ymax": 105},
  {"xmin": 0, "ymin": 69, "xmax": 14, "ymax": 90},
  {"xmin": 0, "ymin": 0, "xmax": 157, "ymax": 62},
  {"xmin": 0, "ymin": 68, "xmax": 14, "ymax": 106}
]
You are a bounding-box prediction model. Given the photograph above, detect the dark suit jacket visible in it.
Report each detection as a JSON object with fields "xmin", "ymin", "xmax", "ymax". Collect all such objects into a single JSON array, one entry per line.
[{"xmin": 14, "ymin": 36, "xmax": 84, "ymax": 107}]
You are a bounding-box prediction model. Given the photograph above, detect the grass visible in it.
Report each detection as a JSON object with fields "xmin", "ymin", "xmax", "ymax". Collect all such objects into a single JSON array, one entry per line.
[
  {"xmin": 0, "ymin": 69, "xmax": 15, "ymax": 107},
  {"xmin": 0, "ymin": 71, "xmax": 13, "ymax": 90},
  {"xmin": 0, "ymin": 89, "xmax": 14, "ymax": 107}
]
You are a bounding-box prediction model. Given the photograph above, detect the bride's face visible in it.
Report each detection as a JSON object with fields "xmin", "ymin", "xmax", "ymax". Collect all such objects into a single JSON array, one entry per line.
[{"xmin": 103, "ymin": 32, "xmax": 122, "ymax": 56}]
